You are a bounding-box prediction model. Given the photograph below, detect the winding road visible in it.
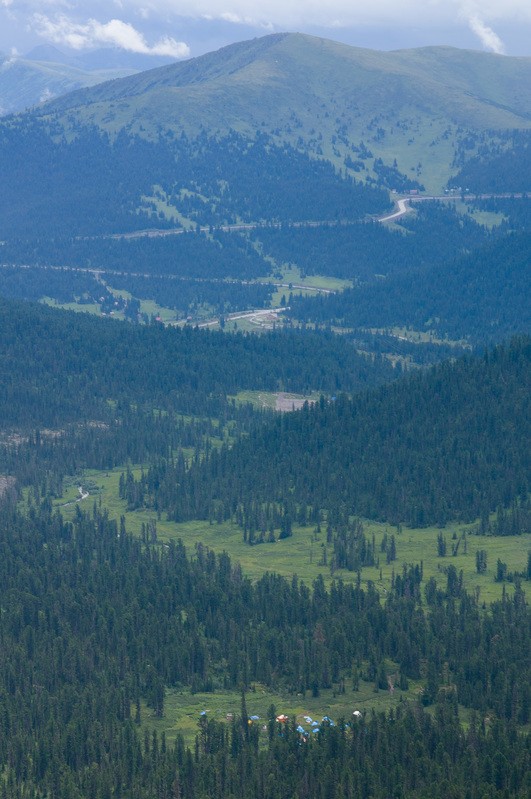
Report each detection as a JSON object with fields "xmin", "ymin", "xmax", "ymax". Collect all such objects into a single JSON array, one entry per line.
[
  {"xmin": 377, "ymin": 198, "xmax": 411, "ymax": 223},
  {"xmin": 1, "ymin": 191, "xmax": 528, "ymax": 327},
  {"xmin": 377, "ymin": 191, "xmax": 530, "ymax": 224},
  {"xmin": 61, "ymin": 485, "xmax": 90, "ymax": 507}
]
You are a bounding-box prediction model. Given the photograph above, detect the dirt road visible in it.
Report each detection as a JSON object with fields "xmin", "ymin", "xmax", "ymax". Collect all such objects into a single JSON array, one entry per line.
[
  {"xmin": 377, "ymin": 198, "xmax": 412, "ymax": 223},
  {"xmin": 61, "ymin": 486, "xmax": 90, "ymax": 507}
]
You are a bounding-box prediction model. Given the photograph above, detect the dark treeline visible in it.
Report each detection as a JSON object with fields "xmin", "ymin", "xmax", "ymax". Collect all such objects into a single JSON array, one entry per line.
[
  {"xmin": 253, "ymin": 202, "xmax": 489, "ymax": 281},
  {"xmin": 1, "ymin": 230, "xmax": 272, "ymax": 280},
  {"xmin": 472, "ymin": 197, "xmax": 531, "ymax": 231},
  {"xmin": 344, "ymin": 329, "xmax": 460, "ymax": 365},
  {"xmin": 288, "ymin": 231, "xmax": 531, "ymax": 344},
  {"xmin": 0, "ymin": 121, "xmax": 388, "ymax": 238},
  {"xmin": 450, "ymin": 130, "xmax": 531, "ymax": 193},
  {"xmin": 0, "ymin": 499, "xmax": 528, "ymax": 798},
  {"xmin": 0, "ymin": 296, "xmax": 396, "ymax": 430},
  {"xmin": 0, "ymin": 266, "xmax": 105, "ymax": 304},
  {"xmin": 129, "ymin": 337, "xmax": 530, "ymax": 528},
  {"xmin": 0, "ymin": 264, "xmax": 274, "ymax": 319},
  {"xmin": 0, "ymin": 408, "xmax": 240, "ymax": 495},
  {"xmin": 103, "ymin": 273, "xmax": 274, "ymax": 318},
  {"xmin": 475, "ymin": 498, "xmax": 531, "ymax": 539}
]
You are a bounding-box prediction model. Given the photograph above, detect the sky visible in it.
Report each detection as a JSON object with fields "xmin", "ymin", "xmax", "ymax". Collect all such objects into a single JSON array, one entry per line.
[{"xmin": 1, "ymin": 1, "xmax": 531, "ymax": 62}]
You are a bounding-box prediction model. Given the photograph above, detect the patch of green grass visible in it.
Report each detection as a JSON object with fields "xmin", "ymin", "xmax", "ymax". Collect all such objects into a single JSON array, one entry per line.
[
  {"xmin": 51, "ymin": 466, "xmax": 530, "ymax": 604},
  {"xmin": 301, "ymin": 275, "xmax": 352, "ymax": 292},
  {"xmin": 40, "ymin": 297, "xmax": 117, "ymax": 318},
  {"xmin": 361, "ymin": 523, "xmax": 530, "ymax": 605},
  {"xmin": 270, "ymin": 286, "xmax": 311, "ymax": 307},
  {"xmin": 449, "ymin": 201, "xmax": 506, "ymax": 229},
  {"xmin": 368, "ymin": 117, "xmax": 459, "ymax": 195},
  {"xmin": 260, "ymin": 264, "xmax": 352, "ymax": 294},
  {"xmin": 41, "ymin": 289, "xmax": 181, "ymax": 326},
  {"xmin": 139, "ymin": 186, "xmax": 193, "ymax": 228},
  {"xmin": 232, "ymin": 390, "xmax": 279, "ymax": 410},
  {"xmin": 138, "ymin": 299, "xmax": 179, "ymax": 323},
  {"xmin": 104, "ymin": 285, "xmax": 133, "ymax": 300},
  {"xmin": 366, "ymin": 326, "xmax": 470, "ymax": 349},
  {"xmin": 140, "ymin": 675, "xmax": 420, "ymax": 746}
]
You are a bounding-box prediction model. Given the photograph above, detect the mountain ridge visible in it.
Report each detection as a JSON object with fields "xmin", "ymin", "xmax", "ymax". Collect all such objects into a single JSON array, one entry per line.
[
  {"xmin": 21, "ymin": 32, "xmax": 531, "ymax": 193},
  {"xmin": 39, "ymin": 33, "xmax": 531, "ymax": 127}
]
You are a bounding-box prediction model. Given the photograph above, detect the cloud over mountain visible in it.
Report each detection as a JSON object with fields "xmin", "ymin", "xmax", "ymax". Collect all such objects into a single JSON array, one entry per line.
[
  {"xmin": 2, "ymin": 0, "xmax": 531, "ymax": 57},
  {"xmin": 31, "ymin": 13, "xmax": 190, "ymax": 58}
]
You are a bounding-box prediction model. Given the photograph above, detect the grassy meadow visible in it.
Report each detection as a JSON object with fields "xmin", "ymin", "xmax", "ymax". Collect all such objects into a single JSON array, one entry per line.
[
  {"xmin": 138, "ymin": 671, "xmax": 422, "ymax": 747},
  {"xmin": 50, "ymin": 457, "xmax": 529, "ymax": 744},
  {"xmin": 55, "ymin": 465, "xmax": 529, "ymax": 605}
]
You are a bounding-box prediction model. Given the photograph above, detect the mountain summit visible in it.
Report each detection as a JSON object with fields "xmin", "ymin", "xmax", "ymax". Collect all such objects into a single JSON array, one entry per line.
[
  {"xmin": 41, "ymin": 33, "xmax": 531, "ymax": 129},
  {"xmin": 29, "ymin": 33, "xmax": 531, "ymax": 192}
]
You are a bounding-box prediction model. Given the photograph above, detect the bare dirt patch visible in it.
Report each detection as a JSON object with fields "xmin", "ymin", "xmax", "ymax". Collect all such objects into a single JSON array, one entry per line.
[{"xmin": 275, "ymin": 393, "xmax": 316, "ymax": 412}]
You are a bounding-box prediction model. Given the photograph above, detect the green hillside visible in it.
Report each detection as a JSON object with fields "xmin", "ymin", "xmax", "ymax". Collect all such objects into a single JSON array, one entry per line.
[
  {"xmin": 43, "ymin": 34, "xmax": 531, "ymax": 132},
  {"xmin": 33, "ymin": 33, "xmax": 531, "ymax": 193}
]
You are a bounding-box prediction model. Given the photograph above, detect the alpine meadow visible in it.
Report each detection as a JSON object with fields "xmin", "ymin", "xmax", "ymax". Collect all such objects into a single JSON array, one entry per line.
[{"xmin": 0, "ymin": 29, "xmax": 529, "ymax": 799}]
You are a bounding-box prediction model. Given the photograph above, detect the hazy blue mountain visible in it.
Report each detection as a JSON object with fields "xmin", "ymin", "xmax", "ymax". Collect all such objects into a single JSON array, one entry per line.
[
  {"xmin": 0, "ymin": 52, "xmax": 140, "ymax": 116},
  {"xmin": 0, "ymin": 44, "xmax": 176, "ymax": 116}
]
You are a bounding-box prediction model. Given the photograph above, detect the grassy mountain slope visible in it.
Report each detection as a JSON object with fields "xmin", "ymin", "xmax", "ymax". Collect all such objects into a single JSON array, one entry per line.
[
  {"xmin": 33, "ymin": 33, "xmax": 531, "ymax": 192},
  {"xmin": 42, "ymin": 34, "xmax": 531, "ymax": 130}
]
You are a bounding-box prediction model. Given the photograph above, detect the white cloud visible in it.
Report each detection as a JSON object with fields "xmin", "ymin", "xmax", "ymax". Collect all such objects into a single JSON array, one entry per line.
[
  {"xmin": 2, "ymin": 1, "xmax": 531, "ymax": 57},
  {"xmin": 215, "ymin": 11, "xmax": 273, "ymax": 29},
  {"xmin": 467, "ymin": 14, "xmax": 505, "ymax": 54},
  {"xmin": 456, "ymin": 2, "xmax": 509, "ymax": 53},
  {"xmin": 32, "ymin": 13, "xmax": 190, "ymax": 57},
  {"xmin": 131, "ymin": 0, "xmax": 531, "ymax": 29},
  {"xmin": 7, "ymin": 1, "xmax": 531, "ymax": 29}
]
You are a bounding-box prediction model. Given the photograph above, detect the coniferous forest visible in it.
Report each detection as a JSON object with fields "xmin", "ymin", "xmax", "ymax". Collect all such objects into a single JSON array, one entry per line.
[
  {"xmin": 0, "ymin": 498, "xmax": 529, "ymax": 799},
  {"xmin": 0, "ymin": 292, "xmax": 529, "ymax": 798},
  {"xmin": 118, "ymin": 336, "xmax": 531, "ymax": 529},
  {"xmin": 0, "ymin": 32, "xmax": 530, "ymax": 799}
]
